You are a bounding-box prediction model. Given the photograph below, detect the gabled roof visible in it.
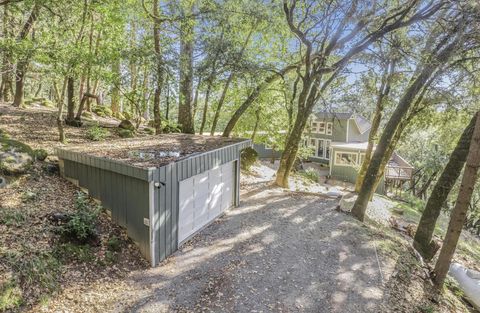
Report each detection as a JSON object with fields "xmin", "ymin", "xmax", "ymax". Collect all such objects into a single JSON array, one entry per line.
[{"xmin": 313, "ymin": 112, "xmax": 371, "ymax": 134}]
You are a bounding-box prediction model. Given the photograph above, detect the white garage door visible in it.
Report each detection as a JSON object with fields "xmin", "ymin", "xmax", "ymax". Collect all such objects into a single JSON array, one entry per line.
[{"xmin": 178, "ymin": 161, "xmax": 235, "ymax": 244}]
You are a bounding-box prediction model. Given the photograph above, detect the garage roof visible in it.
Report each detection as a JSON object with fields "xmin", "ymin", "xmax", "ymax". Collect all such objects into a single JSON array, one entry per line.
[{"xmin": 60, "ymin": 134, "xmax": 249, "ymax": 168}]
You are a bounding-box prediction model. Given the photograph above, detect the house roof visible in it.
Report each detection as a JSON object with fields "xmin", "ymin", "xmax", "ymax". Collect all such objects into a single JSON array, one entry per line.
[{"xmin": 313, "ymin": 112, "xmax": 371, "ymax": 134}]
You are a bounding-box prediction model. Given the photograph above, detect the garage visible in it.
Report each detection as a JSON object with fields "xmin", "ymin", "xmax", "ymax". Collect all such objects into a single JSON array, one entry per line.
[
  {"xmin": 55, "ymin": 134, "xmax": 251, "ymax": 266},
  {"xmin": 178, "ymin": 161, "xmax": 234, "ymax": 244}
]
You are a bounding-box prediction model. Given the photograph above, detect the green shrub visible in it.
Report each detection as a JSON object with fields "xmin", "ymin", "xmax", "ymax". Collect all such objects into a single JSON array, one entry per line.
[
  {"xmin": 162, "ymin": 120, "xmax": 181, "ymax": 133},
  {"xmin": 0, "ymin": 279, "xmax": 23, "ymax": 311},
  {"xmin": 118, "ymin": 129, "xmax": 135, "ymax": 138},
  {"xmin": 92, "ymin": 106, "xmax": 113, "ymax": 117},
  {"xmin": 61, "ymin": 192, "xmax": 99, "ymax": 244},
  {"xmin": 144, "ymin": 127, "xmax": 155, "ymax": 135},
  {"xmin": 241, "ymin": 147, "xmax": 258, "ymax": 171},
  {"xmin": 107, "ymin": 236, "xmax": 122, "ymax": 252},
  {"xmin": 54, "ymin": 243, "xmax": 94, "ymax": 263},
  {"xmin": 86, "ymin": 125, "xmax": 110, "ymax": 141},
  {"xmin": 34, "ymin": 149, "xmax": 48, "ymax": 161},
  {"xmin": 298, "ymin": 168, "xmax": 319, "ymax": 182},
  {"xmin": 0, "ymin": 211, "xmax": 26, "ymax": 227}
]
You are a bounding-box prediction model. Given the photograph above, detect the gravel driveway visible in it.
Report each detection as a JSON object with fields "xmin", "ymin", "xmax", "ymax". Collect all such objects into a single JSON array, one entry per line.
[{"xmin": 118, "ymin": 186, "xmax": 384, "ymax": 313}]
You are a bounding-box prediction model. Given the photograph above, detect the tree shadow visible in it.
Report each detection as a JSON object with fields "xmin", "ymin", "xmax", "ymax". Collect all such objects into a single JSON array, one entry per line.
[{"xmin": 122, "ymin": 187, "xmax": 387, "ymax": 312}]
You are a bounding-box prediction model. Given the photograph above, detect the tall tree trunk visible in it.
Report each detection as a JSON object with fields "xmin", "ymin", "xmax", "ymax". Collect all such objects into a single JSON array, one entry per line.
[
  {"xmin": 351, "ymin": 37, "xmax": 461, "ymax": 222},
  {"xmin": 192, "ymin": 77, "xmax": 201, "ymax": 120},
  {"xmin": 433, "ymin": 112, "xmax": 480, "ymax": 287},
  {"xmin": 165, "ymin": 80, "xmax": 170, "ymax": 120},
  {"xmin": 111, "ymin": 60, "xmax": 120, "ymax": 115},
  {"xmin": 199, "ymin": 80, "xmax": 212, "ymax": 135},
  {"xmin": 251, "ymin": 108, "xmax": 261, "ymax": 141},
  {"xmin": 355, "ymin": 58, "xmax": 396, "ymax": 192},
  {"xmin": 210, "ymin": 25, "xmax": 255, "ymax": 136},
  {"xmin": 152, "ymin": 0, "xmax": 164, "ymax": 134},
  {"xmin": 1, "ymin": 4, "xmax": 13, "ymax": 102},
  {"xmin": 66, "ymin": 76, "xmax": 75, "ymax": 121},
  {"xmin": 54, "ymin": 78, "xmax": 68, "ymax": 143},
  {"xmin": 178, "ymin": 2, "xmax": 195, "ymax": 134},
  {"xmin": 12, "ymin": 4, "xmax": 40, "ymax": 107},
  {"xmin": 413, "ymin": 113, "xmax": 477, "ymax": 259}
]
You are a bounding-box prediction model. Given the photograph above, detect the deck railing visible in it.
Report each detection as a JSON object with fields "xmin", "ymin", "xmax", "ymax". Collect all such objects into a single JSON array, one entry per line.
[{"xmin": 385, "ymin": 164, "xmax": 414, "ymax": 180}]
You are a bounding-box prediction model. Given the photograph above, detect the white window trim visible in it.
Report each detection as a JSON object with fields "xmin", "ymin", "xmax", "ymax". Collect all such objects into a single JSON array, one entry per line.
[
  {"xmin": 310, "ymin": 138, "xmax": 331, "ymax": 160},
  {"xmin": 326, "ymin": 122, "xmax": 333, "ymax": 135},
  {"xmin": 318, "ymin": 122, "xmax": 326, "ymax": 134},
  {"xmin": 334, "ymin": 151, "xmax": 358, "ymax": 167}
]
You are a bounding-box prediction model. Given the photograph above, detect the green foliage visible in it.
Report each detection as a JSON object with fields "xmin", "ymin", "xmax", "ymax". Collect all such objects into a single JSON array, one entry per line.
[
  {"xmin": 144, "ymin": 127, "xmax": 155, "ymax": 135},
  {"xmin": 86, "ymin": 125, "xmax": 110, "ymax": 141},
  {"xmin": 34, "ymin": 149, "xmax": 48, "ymax": 161},
  {"xmin": 444, "ymin": 277, "xmax": 465, "ymax": 299},
  {"xmin": 61, "ymin": 192, "xmax": 99, "ymax": 244},
  {"xmin": 118, "ymin": 129, "xmax": 135, "ymax": 138},
  {"xmin": 92, "ymin": 106, "xmax": 113, "ymax": 117},
  {"xmin": 107, "ymin": 236, "xmax": 122, "ymax": 252},
  {"xmin": 54, "ymin": 243, "xmax": 94, "ymax": 263},
  {"xmin": 0, "ymin": 210, "xmax": 26, "ymax": 227},
  {"xmin": 3, "ymin": 250, "xmax": 61, "ymax": 294},
  {"xmin": 298, "ymin": 168, "xmax": 319, "ymax": 183},
  {"xmin": 0, "ymin": 279, "xmax": 23, "ymax": 311},
  {"xmin": 241, "ymin": 147, "xmax": 258, "ymax": 171},
  {"xmin": 162, "ymin": 120, "xmax": 181, "ymax": 134}
]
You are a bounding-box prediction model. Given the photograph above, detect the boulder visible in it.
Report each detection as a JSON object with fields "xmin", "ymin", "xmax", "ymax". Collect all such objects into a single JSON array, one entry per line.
[
  {"xmin": 0, "ymin": 138, "xmax": 34, "ymax": 175},
  {"xmin": 34, "ymin": 149, "xmax": 48, "ymax": 161},
  {"xmin": 118, "ymin": 120, "xmax": 135, "ymax": 131},
  {"xmin": 338, "ymin": 193, "xmax": 357, "ymax": 212},
  {"xmin": 0, "ymin": 176, "xmax": 7, "ymax": 188},
  {"xmin": 118, "ymin": 129, "xmax": 135, "ymax": 138}
]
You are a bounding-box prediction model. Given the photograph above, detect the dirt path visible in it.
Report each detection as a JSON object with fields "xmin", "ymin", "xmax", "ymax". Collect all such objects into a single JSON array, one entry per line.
[{"xmin": 116, "ymin": 187, "xmax": 384, "ymax": 313}]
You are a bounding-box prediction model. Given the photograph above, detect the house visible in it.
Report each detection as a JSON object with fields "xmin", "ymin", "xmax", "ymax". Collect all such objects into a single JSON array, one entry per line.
[
  {"xmin": 254, "ymin": 112, "xmax": 414, "ymax": 194},
  {"xmin": 56, "ymin": 134, "xmax": 251, "ymax": 266}
]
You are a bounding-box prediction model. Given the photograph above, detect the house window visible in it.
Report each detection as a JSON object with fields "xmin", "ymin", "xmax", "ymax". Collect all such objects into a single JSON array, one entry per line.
[
  {"xmin": 318, "ymin": 122, "xmax": 325, "ymax": 134},
  {"xmin": 334, "ymin": 152, "xmax": 358, "ymax": 166},
  {"xmin": 310, "ymin": 139, "xmax": 316, "ymax": 147},
  {"xmin": 326, "ymin": 122, "xmax": 333, "ymax": 135},
  {"xmin": 325, "ymin": 140, "xmax": 331, "ymax": 159},
  {"xmin": 317, "ymin": 140, "xmax": 325, "ymax": 158},
  {"xmin": 311, "ymin": 122, "xmax": 318, "ymax": 133}
]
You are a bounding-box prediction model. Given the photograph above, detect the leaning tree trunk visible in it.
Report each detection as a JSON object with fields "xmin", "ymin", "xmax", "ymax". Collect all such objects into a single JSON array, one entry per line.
[
  {"xmin": 222, "ymin": 64, "xmax": 297, "ymax": 137},
  {"xmin": 351, "ymin": 38, "xmax": 459, "ymax": 222},
  {"xmin": 177, "ymin": 3, "xmax": 195, "ymax": 134},
  {"xmin": 355, "ymin": 59, "xmax": 396, "ymax": 192},
  {"xmin": 433, "ymin": 111, "xmax": 480, "ymax": 288},
  {"xmin": 413, "ymin": 113, "xmax": 476, "ymax": 260}
]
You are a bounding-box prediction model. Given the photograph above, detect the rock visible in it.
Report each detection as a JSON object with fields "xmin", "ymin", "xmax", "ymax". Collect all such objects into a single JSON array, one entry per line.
[
  {"xmin": 93, "ymin": 106, "xmax": 113, "ymax": 117},
  {"xmin": 338, "ymin": 193, "xmax": 357, "ymax": 212},
  {"xmin": 48, "ymin": 212, "xmax": 71, "ymax": 224},
  {"xmin": 34, "ymin": 149, "xmax": 48, "ymax": 161},
  {"xmin": 0, "ymin": 138, "xmax": 34, "ymax": 175},
  {"xmin": 118, "ymin": 120, "xmax": 135, "ymax": 131},
  {"xmin": 118, "ymin": 129, "xmax": 135, "ymax": 138},
  {"xmin": 44, "ymin": 163, "xmax": 59, "ymax": 175}
]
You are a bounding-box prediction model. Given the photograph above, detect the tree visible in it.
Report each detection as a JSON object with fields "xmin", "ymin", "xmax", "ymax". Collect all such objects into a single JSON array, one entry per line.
[
  {"xmin": 351, "ymin": 7, "xmax": 473, "ymax": 221},
  {"xmin": 275, "ymin": 0, "xmax": 444, "ymax": 188},
  {"xmin": 413, "ymin": 113, "xmax": 477, "ymax": 259},
  {"xmin": 177, "ymin": 0, "xmax": 195, "ymax": 134},
  {"xmin": 433, "ymin": 111, "xmax": 480, "ymax": 287}
]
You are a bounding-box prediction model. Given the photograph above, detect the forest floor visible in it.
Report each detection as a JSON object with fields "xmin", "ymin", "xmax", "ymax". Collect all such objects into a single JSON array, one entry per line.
[{"xmin": 0, "ymin": 103, "xmax": 479, "ymax": 312}]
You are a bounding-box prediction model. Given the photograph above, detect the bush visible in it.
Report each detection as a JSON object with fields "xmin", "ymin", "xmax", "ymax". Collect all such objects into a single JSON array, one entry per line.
[
  {"xmin": 60, "ymin": 192, "xmax": 99, "ymax": 244},
  {"xmin": 34, "ymin": 149, "xmax": 48, "ymax": 161},
  {"xmin": 144, "ymin": 127, "xmax": 155, "ymax": 135},
  {"xmin": 92, "ymin": 106, "xmax": 113, "ymax": 117},
  {"xmin": 54, "ymin": 243, "xmax": 94, "ymax": 263},
  {"xmin": 118, "ymin": 129, "xmax": 135, "ymax": 138},
  {"xmin": 241, "ymin": 147, "xmax": 258, "ymax": 171},
  {"xmin": 0, "ymin": 279, "xmax": 23, "ymax": 311},
  {"xmin": 86, "ymin": 125, "xmax": 110, "ymax": 141},
  {"xmin": 298, "ymin": 168, "xmax": 319, "ymax": 183}
]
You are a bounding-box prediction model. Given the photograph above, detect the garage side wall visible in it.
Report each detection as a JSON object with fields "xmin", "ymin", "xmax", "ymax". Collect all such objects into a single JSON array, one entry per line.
[
  {"xmin": 152, "ymin": 141, "xmax": 251, "ymax": 266},
  {"xmin": 56, "ymin": 150, "xmax": 153, "ymax": 263}
]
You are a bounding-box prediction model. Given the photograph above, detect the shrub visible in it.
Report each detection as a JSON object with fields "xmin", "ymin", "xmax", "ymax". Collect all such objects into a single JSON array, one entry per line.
[
  {"xmin": 298, "ymin": 168, "xmax": 319, "ymax": 182},
  {"xmin": 34, "ymin": 149, "xmax": 48, "ymax": 161},
  {"xmin": 61, "ymin": 192, "xmax": 99, "ymax": 244},
  {"xmin": 162, "ymin": 120, "xmax": 181, "ymax": 133},
  {"xmin": 86, "ymin": 125, "xmax": 110, "ymax": 141},
  {"xmin": 118, "ymin": 129, "xmax": 135, "ymax": 138},
  {"xmin": 92, "ymin": 106, "xmax": 113, "ymax": 117},
  {"xmin": 241, "ymin": 147, "xmax": 258, "ymax": 171},
  {"xmin": 107, "ymin": 236, "xmax": 122, "ymax": 252},
  {"xmin": 0, "ymin": 279, "xmax": 23, "ymax": 311},
  {"xmin": 54, "ymin": 243, "xmax": 94, "ymax": 263},
  {"xmin": 144, "ymin": 127, "xmax": 155, "ymax": 135}
]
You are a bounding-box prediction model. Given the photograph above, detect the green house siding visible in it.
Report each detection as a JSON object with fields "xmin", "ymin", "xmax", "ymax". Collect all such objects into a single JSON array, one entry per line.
[
  {"xmin": 347, "ymin": 119, "xmax": 369, "ymax": 142},
  {"xmin": 309, "ymin": 118, "xmax": 348, "ymax": 142},
  {"xmin": 330, "ymin": 146, "xmax": 385, "ymax": 194}
]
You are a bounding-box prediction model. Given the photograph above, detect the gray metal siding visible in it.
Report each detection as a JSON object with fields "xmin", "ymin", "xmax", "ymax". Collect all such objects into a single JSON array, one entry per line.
[
  {"xmin": 253, "ymin": 143, "xmax": 282, "ymax": 159},
  {"xmin": 58, "ymin": 140, "xmax": 251, "ymax": 267},
  {"xmin": 62, "ymin": 159, "xmax": 151, "ymax": 260}
]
